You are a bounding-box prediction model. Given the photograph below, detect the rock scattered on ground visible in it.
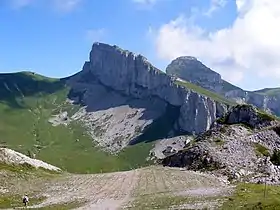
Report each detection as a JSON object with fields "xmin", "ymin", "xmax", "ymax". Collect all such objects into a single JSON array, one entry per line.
[
  {"xmin": 161, "ymin": 104, "xmax": 280, "ymax": 184},
  {"xmin": 0, "ymin": 147, "xmax": 61, "ymax": 172}
]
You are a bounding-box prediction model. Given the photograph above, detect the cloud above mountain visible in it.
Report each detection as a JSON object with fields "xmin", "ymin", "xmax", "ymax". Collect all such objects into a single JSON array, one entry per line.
[
  {"xmin": 153, "ymin": 0, "xmax": 280, "ymax": 85},
  {"xmin": 9, "ymin": 0, "xmax": 82, "ymax": 12}
]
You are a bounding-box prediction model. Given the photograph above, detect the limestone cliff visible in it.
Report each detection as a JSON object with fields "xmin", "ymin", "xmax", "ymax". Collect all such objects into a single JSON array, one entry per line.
[
  {"xmin": 64, "ymin": 43, "xmax": 228, "ymax": 152},
  {"xmin": 166, "ymin": 57, "xmax": 280, "ymax": 116}
]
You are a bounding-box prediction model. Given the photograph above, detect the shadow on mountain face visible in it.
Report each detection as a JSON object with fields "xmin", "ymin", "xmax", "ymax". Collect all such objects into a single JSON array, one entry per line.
[
  {"xmin": 0, "ymin": 72, "xmax": 66, "ymax": 108},
  {"xmin": 67, "ymin": 70, "xmax": 169, "ymax": 122},
  {"xmin": 129, "ymin": 103, "xmax": 185, "ymax": 145},
  {"xmin": 67, "ymin": 71, "xmax": 185, "ymax": 144}
]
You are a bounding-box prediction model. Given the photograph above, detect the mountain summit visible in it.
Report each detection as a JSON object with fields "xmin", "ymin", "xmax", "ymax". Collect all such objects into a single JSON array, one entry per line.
[
  {"xmin": 65, "ymin": 42, "xmax": 228, "ymax": 152},
  {"xmin": 166, "ymin": 56, "xmax": 223, "ymax": 93}
]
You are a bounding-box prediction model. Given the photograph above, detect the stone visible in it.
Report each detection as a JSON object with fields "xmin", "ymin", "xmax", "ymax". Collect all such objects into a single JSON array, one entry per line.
[
  {"xmin": 166, "ymin": 56, "xmax": 280, "ymax": 117},
  {"xmin": 160, "ymin": 105, "xmax": 280, "ymax": 184},
  {"xmin": 64, "ymin": 42, "xmax": 229, "ymax": 153},
  {"xmin": 0, "ymin": 148, "xmax": 61, "ymax": 172}
]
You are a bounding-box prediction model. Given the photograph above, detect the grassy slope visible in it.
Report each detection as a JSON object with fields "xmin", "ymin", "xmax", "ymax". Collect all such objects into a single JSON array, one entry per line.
[
  {"xmin": 128, "ymin": 183, "xmax": 280, "ymax": 210},
  {"xmin": 254, "ymin": 87, "xmax": 280, "ymax": 96},
  {"xmin": 175, "ymin": 80, "xmax": 237, "ymax": 106},
  {"xmin": 222, "ymin": 183, "xmax": 280, "ymax": 209},
  {"xmin": 0, "ymin": 72, "xmax": 154, "ymax": 174}
]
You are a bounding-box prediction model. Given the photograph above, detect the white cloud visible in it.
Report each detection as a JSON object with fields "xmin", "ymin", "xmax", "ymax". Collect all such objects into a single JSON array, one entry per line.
[
  {"xmin": 9, "ymin": 0, "xmax": 83, "ymax": 12},
  {"xmin": 153, "ymin": 0, "xmax": 280, "ymax": 85},
  {"xmin": 132, "ymin": 0, "xmax": 157, "ymax": 6},
  {"xmin": 204, "ymin": 0, "xmax": 228, "ymax": 16},
  {"xmin": 132, "ymin": 0, "xmax": 170, "ymax": 9},
  {"xmin": 52, "ymin": 0, "xmax": 82, "ymax": 12},
  {"xmin": 86, "ymin": 28, "xmax": 106, "ymax": 42},
  {"xmin": 10, "ymin": 0, "xmax": 34, "ymax": 9}
]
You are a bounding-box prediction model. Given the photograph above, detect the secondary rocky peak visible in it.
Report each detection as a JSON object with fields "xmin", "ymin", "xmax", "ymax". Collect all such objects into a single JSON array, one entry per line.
[
  {"xmin": 166, "ymin": 55, "xmax": 280, "ymax": 118},
  {"xmin": 166, "ymin": 56, "xmax": 222, "ymax": 92},
  {"xmin": 177, "ymin": 56, "xmax": 198, "ymax": 61}
]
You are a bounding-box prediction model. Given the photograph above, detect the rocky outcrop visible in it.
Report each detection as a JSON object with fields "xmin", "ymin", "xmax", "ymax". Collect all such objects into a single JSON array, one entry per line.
[
  {"xmin": 215, "ymin": 104, "xmax": 278, "ymax": 129},
  {"xmin": 166, "ymin": 56, "xmax": 224, "ymax": 93},
  {"xmin": 160, "ymin": 104, "xmax": 280, "ymax": 184},
  {"xmin": 0, "ymin": 147, "xmax": 61, "ymax": 172},
  {"xmin": 166, "ymin": 57, "xmax": 280, "ymax": 116},
  {"xmin": 150, "ymin": 135, "xmax": 193, "ymax": 160},
  {"xmin": 64, "ymin": 43, "xmax": 228, "ymax": 152}
]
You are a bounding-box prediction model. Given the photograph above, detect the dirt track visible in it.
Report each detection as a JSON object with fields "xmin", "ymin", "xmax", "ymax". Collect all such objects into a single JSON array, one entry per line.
[{"xmin": 3, "ymin": 166, "xmax": 234, "ymax": 210}]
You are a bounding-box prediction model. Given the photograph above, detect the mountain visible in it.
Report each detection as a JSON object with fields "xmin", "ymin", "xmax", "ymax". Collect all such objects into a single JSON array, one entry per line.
[
  {"xmin": 0, "ymin": 43, "xmax": 234, "ymax": 173},
  {"xmin": 0, "ymin": 71, "xmax": 153, "ymax": 173},
  {"xmin": 2, "ymin": 43, "xmax": 280, "ymax": 209},
  {"xmin": 65, "ymin": 43, "xmax": 230, "ymax": 151},
  {"xmin": 166, "ymin": 56, "xmax": 280, "ymax": 116}
]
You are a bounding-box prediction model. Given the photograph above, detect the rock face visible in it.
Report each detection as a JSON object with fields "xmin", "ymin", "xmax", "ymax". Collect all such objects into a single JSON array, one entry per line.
[
  {"xmin": 0, "ymin": 147, "xmax": 61, "ymax": 172},
  {"xmin": 166, "ymin": 57, "xmax": 280, "ymax": 116},
  {"xmin": 160, "ymin": 104, "xmax": 280, "ymax": 184},
  {"xmin": 150, "ymin": 135, "xmax": 193, "ymax": 160},
  {"xmin": 64, "ymin": 43, "xmax": 228, "ymax": 152},
  {"xmin": 215, "ymin": 104, "xmax": 278, "ymax": 129},
  {"xmin": 166, "ymin": 57, "xmax": 223, "ymax": 93}
]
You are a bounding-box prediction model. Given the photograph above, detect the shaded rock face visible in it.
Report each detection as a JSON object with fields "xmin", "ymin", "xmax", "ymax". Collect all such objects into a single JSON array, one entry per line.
[
  {"xmin": 66, "ymin": 73, "xmax": 168, "ymax": 153},
  {"xmin": 161, "ymin": 105, "xmax": 280, "ymax": 184},
  {"xmin": 166, "ymin": 57, "xmax": 280, "ymax": 116},
  {"xmin": 65, "ymin": 42, "xmax": 228, "ymax": 152}
]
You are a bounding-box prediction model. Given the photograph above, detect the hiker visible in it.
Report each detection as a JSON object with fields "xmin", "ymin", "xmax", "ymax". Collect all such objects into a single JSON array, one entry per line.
[{"xmin": 22, "ymin": 194, "xmax": 29, "ymax": 207}]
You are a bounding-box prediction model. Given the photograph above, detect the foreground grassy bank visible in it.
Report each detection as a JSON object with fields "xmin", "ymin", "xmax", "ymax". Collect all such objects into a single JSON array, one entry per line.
[{"xmin": 222, "ymin": 183, "xmax": 280, "ymax": 209}]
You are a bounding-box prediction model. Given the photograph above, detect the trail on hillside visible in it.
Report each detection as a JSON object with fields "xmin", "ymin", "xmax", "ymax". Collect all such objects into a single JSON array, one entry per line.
[{"xmin": 3, "ymin": 166, "xmax": 233, "ymax": 210}]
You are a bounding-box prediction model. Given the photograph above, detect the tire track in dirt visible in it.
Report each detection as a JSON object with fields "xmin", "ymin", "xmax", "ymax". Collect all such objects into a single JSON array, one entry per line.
[
  {"xmin": 75, "ymin": 170, "xmax": 140, "ymax": 210},
  {"xmin": 5, "ymin": 166, "xmax": 233, "ymax": 210}
]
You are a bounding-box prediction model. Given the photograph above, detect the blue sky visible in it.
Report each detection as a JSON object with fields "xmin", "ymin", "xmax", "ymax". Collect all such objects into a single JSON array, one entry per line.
[{"xmin": 0, "ymin": 0, "xmax": 279, "ymax": 91}]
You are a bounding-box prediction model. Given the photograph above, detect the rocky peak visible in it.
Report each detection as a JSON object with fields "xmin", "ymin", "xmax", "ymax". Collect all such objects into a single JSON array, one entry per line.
[
  {"xmin": 166, "ymin": 56, "xmax": 222, "ymax": 81},
  {"xmin": 215, "ymin": 104, "xmax": 278, "ymax": 129},
  {"xmin": 177, "ymin": 56, "xmax": 198, "ymax": 61},
  {"xmin": 86, "ymin": 42, "xmax": 184, "ymax": 106},
  {"xmin": 165, "ymin": 56, "xmax": 280, "ymax": 118},
  {"xmin": 65, "ymin": 42, "xmax": 229, "ymax": 152},
  {"xmin": 166, "ymin": 56, "xmax": 222, "ymax": 92}
]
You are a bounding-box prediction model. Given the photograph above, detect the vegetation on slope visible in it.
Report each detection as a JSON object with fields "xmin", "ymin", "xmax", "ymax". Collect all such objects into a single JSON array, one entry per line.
[
  {"xmin": 175, "ymin": 80, "xmax": 237, "ymax": 106},
  {"xmin": 222, "ymin": 183, "xmax": 280, "ymax": 209},
  {"xmin": 254, "ymin": 87, "xmax": 280, "ymax": 96},
  {"xmin": 0, "ymin": 72, "xmax": 153, "ymax": 174},
  {"xmin": 221, "ymin": 80, "xmax": 242, "ymax": 93},
  {"xmin": 216, "ymin": 104, "xmax": 280, "ymax": 126}
]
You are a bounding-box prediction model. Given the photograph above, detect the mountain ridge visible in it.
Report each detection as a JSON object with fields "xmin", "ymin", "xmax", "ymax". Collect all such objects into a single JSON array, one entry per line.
[
  {"xmin": 0, "ymin": 42, "xmax": 279, "ymax": 173},
  {"xmin": 166, "ymin": 56, "xmax": 280, "ymax": 116}
]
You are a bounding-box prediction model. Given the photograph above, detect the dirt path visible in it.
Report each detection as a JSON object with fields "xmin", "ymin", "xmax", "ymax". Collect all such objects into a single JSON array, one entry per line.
[{"xmin": 3, "ymin": 166, "xmax": 234, "ymax": 210}]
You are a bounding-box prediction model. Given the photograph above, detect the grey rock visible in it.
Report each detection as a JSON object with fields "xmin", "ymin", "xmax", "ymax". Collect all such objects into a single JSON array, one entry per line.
[
  {"xmin": 151, "ymin": 135, "xmax": 193, "ymax": 159},
  {"xmin": 161, "ymin": 105, "xmax": 280, "ymax": 184},
  {"xmin": 166, "ymin": 57, "xmax": 280, "ymax": 116},
  {"xmin": 62, "ymin": 43, "xmax": 229, "ymax": 152}
]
